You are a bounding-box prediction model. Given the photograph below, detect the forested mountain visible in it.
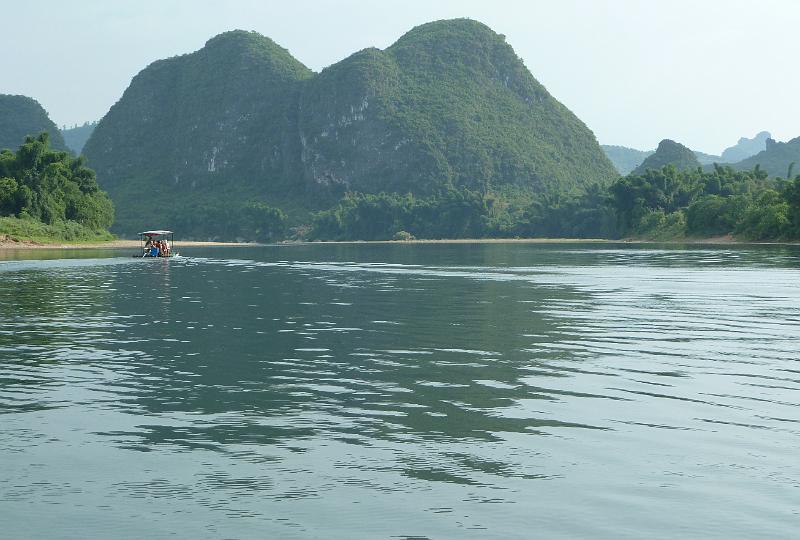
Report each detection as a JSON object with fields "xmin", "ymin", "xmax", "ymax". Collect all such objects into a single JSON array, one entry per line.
[
  {"xmin": 0, "ymin": 95, "xmax": 68, "ymax": 153},
  {"xmin": 299, "ymin": 20, "xmax": 616, "ymax": 198},
  {"xmin": 631, "ymin": 139, "xmax": 700, "ymax": 176},
  {"xmin": 721, "ymin": 131, "xmax": 770, "ymax": 162},
  {"xmin": 83, "ymin": 30, "xmax": 314, "ymax": 237},
  {"xmin": 730, "ymin": 136, "xmax": 800, "ymax": 178},
  {"xmin": 61, "ymin": 121, "xmax": 97, "ymax": 155},
  {"xmin": 84, "ymin": 20, "xmax": 616, "ymax": 238}
]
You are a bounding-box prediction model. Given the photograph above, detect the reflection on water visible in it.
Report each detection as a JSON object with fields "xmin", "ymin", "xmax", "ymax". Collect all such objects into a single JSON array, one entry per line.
[{"xmin": 1, "ymin": 243, "xmax": 799, "ymax": 539}]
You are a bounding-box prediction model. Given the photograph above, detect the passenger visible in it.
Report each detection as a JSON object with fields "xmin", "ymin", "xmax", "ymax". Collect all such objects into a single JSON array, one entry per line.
[
  {"xmin": 161, "ymin": 239, "xmax": 170, "ymax": 257},
  {"xmin": 148, "ymin": 243, "xmax": 160, "ymax": 257}
]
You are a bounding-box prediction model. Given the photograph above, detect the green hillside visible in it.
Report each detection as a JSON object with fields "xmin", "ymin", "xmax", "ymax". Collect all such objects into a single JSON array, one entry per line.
[
  {"xmin": 83, "ymin": 30, "xmax": 314, "ymax": 238},
  {"xmin": 299, "ymin": 19, "xmax": 616, "ymax": 199},
  {"xmin": 0, "ymin": 95, "xmax": 68, "ymax": 153},
  {"xmin": 84, "ymin": 20, "xmax": 616, "ymax": 239},
  {"xmin": 631, "ymin": 139, "xmax": 700, "ymax": 176}
]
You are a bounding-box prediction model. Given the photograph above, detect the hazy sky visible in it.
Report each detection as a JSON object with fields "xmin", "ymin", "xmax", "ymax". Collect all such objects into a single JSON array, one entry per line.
[{"xmin": 3, "ymin": 0, "xmax": 798, "ymax": 154}]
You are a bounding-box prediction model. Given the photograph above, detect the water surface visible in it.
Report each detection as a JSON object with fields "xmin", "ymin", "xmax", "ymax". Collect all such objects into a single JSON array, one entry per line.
[{"xmin": 1, "ymin": 243, "xmax": 799, "ymax": 538}]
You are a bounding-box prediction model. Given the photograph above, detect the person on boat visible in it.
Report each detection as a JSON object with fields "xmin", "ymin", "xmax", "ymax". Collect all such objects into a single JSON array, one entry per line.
[
  {"xmin": 161, "ymin": 239, "xmax": 170, "ymax": 257},
  {"xmin": 143, "ymin": 238, "xmax": 160, "ymax": 257}
]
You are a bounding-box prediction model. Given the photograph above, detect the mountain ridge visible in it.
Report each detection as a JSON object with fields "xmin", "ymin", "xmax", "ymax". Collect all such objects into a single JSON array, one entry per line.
[{"xmin": 84, "ymin": 20, "xmax": 617, "ymax": 237}]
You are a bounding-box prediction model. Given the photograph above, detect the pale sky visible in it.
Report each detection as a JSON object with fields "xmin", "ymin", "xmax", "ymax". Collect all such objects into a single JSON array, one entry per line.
[{"xmin": 3, "ymin": 0, "xmax": 798, "ymax": 154}]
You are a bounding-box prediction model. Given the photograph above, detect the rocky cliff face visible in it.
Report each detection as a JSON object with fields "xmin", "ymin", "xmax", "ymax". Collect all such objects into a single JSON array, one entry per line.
[
  {"xmin": 0, "ymin": 94, "xmax": 68, "ymax": 152},
  {"xmin": 85, "ymin": 20, "xmax": 617, "ymax": 235}
]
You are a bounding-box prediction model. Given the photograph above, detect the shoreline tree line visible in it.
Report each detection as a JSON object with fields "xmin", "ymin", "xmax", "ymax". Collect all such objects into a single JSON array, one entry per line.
[{"xmin": 2, "ymin": 132, "xmax": 800, "ymax": 243}]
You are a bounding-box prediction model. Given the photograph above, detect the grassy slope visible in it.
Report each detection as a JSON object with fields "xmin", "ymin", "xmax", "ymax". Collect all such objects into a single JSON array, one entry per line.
[{"xmin": 0, "ymin": 216, "xmax": 115, "ymax": 244}]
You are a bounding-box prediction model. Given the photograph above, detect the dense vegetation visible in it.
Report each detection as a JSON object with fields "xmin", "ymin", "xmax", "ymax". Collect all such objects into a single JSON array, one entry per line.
[
  {"xmin": 84, "ymin": 20, "xmax": 616, "ymax": 239},
  {"xmin": 61, "ymin": 121, "xmax": 97, "ymax": 155},
  {"xmin": 310, "ymin": 185, "xmax": 614, "ymax": 241},
  {"xmin": 0, "ymin": 94, "xmax": 68, "ymax": 153},
  {"xmin": 610, "ymin": 164, "xmax": 800, "ymax": 240},
  {"xmin": 310, "ymin": 164, "xmax": 800, "ymax": 242},
  {"xmin": 0, "ymin": 133, "xmax": 114, "ymax": 241}
]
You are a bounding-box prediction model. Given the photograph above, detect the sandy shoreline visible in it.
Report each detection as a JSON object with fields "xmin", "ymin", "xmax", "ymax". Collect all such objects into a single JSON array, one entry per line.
[
  {"xmin": 1, "ymin": 235, "xmax": 797, "ymax": 250},
  {"xmin": 0, "ymin": 239, "xmax": 248, "ymax": 250}
]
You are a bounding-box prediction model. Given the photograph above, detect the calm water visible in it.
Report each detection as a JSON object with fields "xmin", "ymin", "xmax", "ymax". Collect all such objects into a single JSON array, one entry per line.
[{"xmin": 1, "ymin": 243, "xmax": 799, "ymax": 539}]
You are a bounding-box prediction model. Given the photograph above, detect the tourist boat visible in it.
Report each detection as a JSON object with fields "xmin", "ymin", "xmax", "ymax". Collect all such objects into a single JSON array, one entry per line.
[{"xmin": 137, "ymin": 229, "xmax": 178, "ymax": 258}]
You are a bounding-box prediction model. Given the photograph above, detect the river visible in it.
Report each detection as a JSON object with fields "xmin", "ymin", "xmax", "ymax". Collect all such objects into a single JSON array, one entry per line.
[{"xmin": 1, "ymin": 243, "xmax": 798, "ymax": 538}]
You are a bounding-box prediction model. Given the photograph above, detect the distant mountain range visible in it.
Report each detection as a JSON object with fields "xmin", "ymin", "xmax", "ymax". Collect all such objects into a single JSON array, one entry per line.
[
  {"xmin": 81, "ymin": 20, "xmax": 617, "ymax": 235},
  {"xmin": 61, "ymin": 121, "xmax": 98, "ymax": 154},
  {"xmin": 602, "ymin": 131, "xmax": 773, "ymax": 176},
  {"xmin": 731, "ymin": 136, "xmax": 800, "ymax": 178},
  {"xmin": 0, "ymin": 94, "xmax": 68, "ymax": 152}
]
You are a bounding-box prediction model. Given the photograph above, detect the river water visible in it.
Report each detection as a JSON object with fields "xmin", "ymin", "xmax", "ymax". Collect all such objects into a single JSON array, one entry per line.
[{"xmin": 1, "ymin": 243, "xmax": 798, "ymax": 539}]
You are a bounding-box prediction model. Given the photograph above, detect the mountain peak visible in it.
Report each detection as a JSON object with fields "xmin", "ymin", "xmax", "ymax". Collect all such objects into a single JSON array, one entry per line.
[
  {"xmin": 0, "ymin": 94, "xmax": 68, "ymax": 152},
  {"xmin": 631, "ymin": 139, "xmax": 700, "ymax": 175}
]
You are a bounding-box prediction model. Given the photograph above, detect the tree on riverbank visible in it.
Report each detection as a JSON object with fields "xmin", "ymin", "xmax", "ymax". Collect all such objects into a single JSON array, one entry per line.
[
  {"xmin": 0, "ymin": 133, "xmax": 114, "ymax": 240},
  {"xmin": 608, "ymin": 164, "xmax": 800, "ymax": 240}
]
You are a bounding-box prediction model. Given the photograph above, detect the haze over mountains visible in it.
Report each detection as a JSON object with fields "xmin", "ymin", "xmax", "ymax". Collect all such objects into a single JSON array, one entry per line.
[
  {"xmin": 61, "ymin": 121, "xmax": 98, "ymax": 155},
  {"xmin": 602, "ymin": 132, "xmax": 773, "ymax": 175}
]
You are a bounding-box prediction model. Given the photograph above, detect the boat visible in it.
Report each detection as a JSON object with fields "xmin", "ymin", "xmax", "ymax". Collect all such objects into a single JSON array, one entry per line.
[{"xmin": 137, "ymin": 230, "xmax": 178, "ymax": 258}]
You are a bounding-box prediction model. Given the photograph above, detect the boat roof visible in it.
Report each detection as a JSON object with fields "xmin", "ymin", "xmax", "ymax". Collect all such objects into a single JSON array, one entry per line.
[{"xmin": 138, "ymin": 230, "xmax": 173, "ymax": 236}]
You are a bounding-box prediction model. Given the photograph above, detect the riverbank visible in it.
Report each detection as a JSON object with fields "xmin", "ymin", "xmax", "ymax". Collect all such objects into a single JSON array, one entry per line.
[
  {"xmin": 0, "ymin": 238, "xmax": 248, "ymax": 250},
  {"xmin": 3, "ymin": 235, "xmax": 798, "ymax": 250}
]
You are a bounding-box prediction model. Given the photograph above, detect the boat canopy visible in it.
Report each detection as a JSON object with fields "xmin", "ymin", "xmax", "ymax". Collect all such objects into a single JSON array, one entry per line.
[{"xmin": 138, "ymin": 230, "xmax": 173, "ymax": 237}]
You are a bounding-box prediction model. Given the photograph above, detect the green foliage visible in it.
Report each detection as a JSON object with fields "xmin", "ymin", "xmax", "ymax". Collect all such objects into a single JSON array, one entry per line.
[
  {"xmin": 0, "ymin": 133, "xmax": 114, "ymax": 235},
  {"xmin": 172, "ymin": 200, "xmax": 287, "ymax": 242},
  {"xmin": 310, "ymin": 184, "xmax": 616, "ymax": 241},
  {"xmin": 610, "ymin": 162, "xmax": 800, "ymax": 241},
  {"xmin": 735, "ymin": 190, "xmax": 790, "ymax": 240},
  {"xmin": 0, "ymin": 94, "xmax": 69, "ymax": 153},
  {"xmin": 0, "ymin": 215, "xmax": 114, "ymax": 243}
]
